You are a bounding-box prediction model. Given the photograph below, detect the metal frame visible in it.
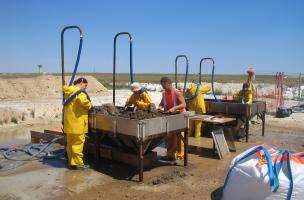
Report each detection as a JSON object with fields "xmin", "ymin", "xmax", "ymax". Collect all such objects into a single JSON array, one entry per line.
[
  {"xmin": 205, "ymin": 99, "xmax": 266, "ymax": 142},
  {"xmin": 113, "ymin": 32, "xmax": 134, "ymax": 106},
  {"xmin": 175, "ymin": 55, "xmax": 189, "ymax": 94},
  {"xmin": 60, "ymin": 25, "xmax": 83, "ymax": 124},
  {"xmin": 199, "ymin": 57, "xmax": 218, "ymax": 101},
  {"xmin": 89, "ymin": 112, "xmax": 190, "ymax": 182},
  {"xmin": 61, "ymin": 26, "xmax": 83, "ymax": 89}
]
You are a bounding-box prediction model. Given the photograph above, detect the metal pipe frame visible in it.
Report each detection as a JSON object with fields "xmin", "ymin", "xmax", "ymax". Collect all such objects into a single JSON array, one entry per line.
[
  {"xmin": 60, "ymin": 25, "xmax": 83, "ymax": 124},
  {"xmin": 199, "ymin": 57, "xmax": 218, "ymax": 101},
  {"xmin": 113, "ymin": 32, "xmax": 134, "ymax": 106},
  {"xmin": 61, "ymin": 26, "xmax": 83, "ymax": 89},
  {"xmin": 175, "ymin": 55, "xmax": 189, "ymax": 94}
]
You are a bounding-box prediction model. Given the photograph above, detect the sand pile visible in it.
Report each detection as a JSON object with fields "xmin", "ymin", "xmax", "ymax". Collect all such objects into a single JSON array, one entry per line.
[{"xmin": 0, "ymin": 75, "xmax": 108, "ymax": 100}]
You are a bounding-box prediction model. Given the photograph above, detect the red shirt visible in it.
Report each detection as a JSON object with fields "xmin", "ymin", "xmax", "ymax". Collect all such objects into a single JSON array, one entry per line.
[{"xmin": 160, "ymin": 88, "xmax": 186, "ymax": 112}]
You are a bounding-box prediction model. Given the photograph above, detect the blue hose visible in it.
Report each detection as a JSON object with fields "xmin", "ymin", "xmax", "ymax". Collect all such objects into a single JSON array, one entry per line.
[
  {"xmin": 68, "ymin": 38, "xmax": 83, "ymax": 86},
  {"xmin": 211, "ymin": 65, "xmax": 218, "ymax": 101},
  {"xmin": 130, "ymin": 42, "xmax": 134, "ymax": 83},
  {"xmin": 3, "ymin": 136, "xmax": 65, "ymax": 161}
]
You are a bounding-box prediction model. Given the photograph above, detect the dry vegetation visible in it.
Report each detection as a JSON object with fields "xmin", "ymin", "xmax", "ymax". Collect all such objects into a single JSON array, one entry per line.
[{"xmin": 1, "ymin": 73, "xmax": 300, "ymax": 89}]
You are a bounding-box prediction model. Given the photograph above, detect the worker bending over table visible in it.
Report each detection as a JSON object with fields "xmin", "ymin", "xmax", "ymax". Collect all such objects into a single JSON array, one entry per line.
[
  {"xmin": 185, "ymin": 81, "xmax": 211, "ymax": 138},
  {"xmin": 158, "ymin": 77, "xmax": 186, "ymax": 164}
]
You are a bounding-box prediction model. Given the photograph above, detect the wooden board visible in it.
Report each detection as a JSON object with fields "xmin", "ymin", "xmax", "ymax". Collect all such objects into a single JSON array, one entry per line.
[
  {"xmin": 188, "ymin": 115, "xmax": 236, "ymax": 124},
  {"xmin": 30, "ymin": 131, "xmax": 66, "ymax": 145},
  {"xmin": 211, "ymin": 129, "xmax": 230, "ymax": 160},
  {"xmin": 223, "ymin": 128, "xmax": 236, "ymax": 152}
]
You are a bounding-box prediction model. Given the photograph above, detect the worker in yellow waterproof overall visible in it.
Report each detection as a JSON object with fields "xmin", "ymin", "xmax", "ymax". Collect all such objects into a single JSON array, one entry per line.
[
  {"xmin": 63, "ymin": 77, "xmax": 93, "ymax": 170},
  {"xmin": 185, "ymin": 81, "xmax": 211, "ymax": 138},
  {"xmin": 125, "ymin": 82, "xmax": 152, "ymax": 110},
  {"xmin": 233, "ymin": 82, "xmax": 253, "ymax": 137},
  {"xmin": 158, "ymin": 77, "xmax": 186, "ymax": 164},
  {"xmin": 233, "ymin": 82, "xmax": 253, "ymax": 104}
]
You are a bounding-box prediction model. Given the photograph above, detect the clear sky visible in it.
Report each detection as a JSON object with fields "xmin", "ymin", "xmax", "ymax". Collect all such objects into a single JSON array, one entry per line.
[{"xmin": 0, "ymin": 0, "xmax": 303, "ymax": 75}]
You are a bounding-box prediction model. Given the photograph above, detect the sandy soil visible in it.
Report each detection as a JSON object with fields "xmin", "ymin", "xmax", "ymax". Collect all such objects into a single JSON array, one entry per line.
[
  {"xmin": 0, "ymin": 114, "xmax": 304, "ymax": 200},
  {"xmin": 1, "ymin": 76, "xmax": 304, "ymax": 199},
  {"xmin": 0, "ymin": 75, "xmax": 108, "ymax": 100}
]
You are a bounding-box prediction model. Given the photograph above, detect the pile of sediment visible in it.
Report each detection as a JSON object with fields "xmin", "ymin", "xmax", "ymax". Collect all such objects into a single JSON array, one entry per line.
[
  {"xmin": 90, "ymin": 104, "xmax": 170, "ymax": 120},
  {"xmin": 0, "ymin": 75, "xmax": 108, "ymax": 100}
]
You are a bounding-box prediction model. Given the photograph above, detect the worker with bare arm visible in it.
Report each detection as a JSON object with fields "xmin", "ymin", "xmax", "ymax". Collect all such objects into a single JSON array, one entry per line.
[
  {"xmin": 158, "ymin": 77, "xmax": 186, "ymax": 164},
  {"xmin": 233, "ymin": 82, "xmax": 253, "ymax": 138},
  {"xmin": 63, "ymin": 77, "xmax": 93, "ymax": 170},
  {"xmin": 185, "ymin": 81, "xmax": 211, "ymax": 138},
  {"xmin": 125, "ymin": 82, "xmax": 154, "ymax": 111}
]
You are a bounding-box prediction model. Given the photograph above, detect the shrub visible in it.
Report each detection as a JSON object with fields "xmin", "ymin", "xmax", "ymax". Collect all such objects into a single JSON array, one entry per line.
[
  {"xmin": 11, "ymin": 117, "xmax": 18, "ymax": 124},
  {"xmin": 214, "ymin": 89, "xmax": 223, "ymax": 95},
  {"xmin": 30, "ymin": 110, "xmax": 35, "ymax": 118}
]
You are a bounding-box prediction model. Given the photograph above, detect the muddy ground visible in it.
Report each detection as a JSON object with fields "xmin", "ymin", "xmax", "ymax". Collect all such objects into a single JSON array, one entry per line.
[{"xmin": 0, "ymin": 114, "xmax": 304, "ymax": 200}]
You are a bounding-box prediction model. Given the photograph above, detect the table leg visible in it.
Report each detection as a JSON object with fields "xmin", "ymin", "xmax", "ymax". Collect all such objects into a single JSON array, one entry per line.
[
  {"xmin": 184, "ymin": 129, "xmax": 188, "ymax": 166},
  {"xmin": 138, "ymin": 141, "xmax": 144, "ymax": 182},
  {"xmin": 94, "ymin": 131, "xmax": 100, "ymax": 168},
  {"xmin": 262, "ymin": 112, "xmax": 265, "ymax": 136},
  {"xmin": 245, "ymin": 117, "xmax": 249, "ymax": 142}
]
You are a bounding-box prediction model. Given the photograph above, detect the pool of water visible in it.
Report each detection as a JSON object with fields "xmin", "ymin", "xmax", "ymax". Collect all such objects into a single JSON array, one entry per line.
[{"xmin": 0, "ymin": 122, "xmax": 61, "ymax": 148}]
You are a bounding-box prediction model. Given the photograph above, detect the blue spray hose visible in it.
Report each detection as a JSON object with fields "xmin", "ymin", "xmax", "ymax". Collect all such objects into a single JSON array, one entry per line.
[
  {"xmin": 199, "ymin": 58, "xmax": 219, "ymax": 102},
  {"xmin": 211, "ymin": 64, "xmax": 218, "ymax": 101},
  {"xmin": 130, "ymin": 41, "xmax": 134, "ymax": 83},
  {"xmin": 68, "ymin": 37, "xmax": 83, "ymax": 86},
  {"xmin": 3, "ymin": 136, "xmax": 65, "ymax": 161}
]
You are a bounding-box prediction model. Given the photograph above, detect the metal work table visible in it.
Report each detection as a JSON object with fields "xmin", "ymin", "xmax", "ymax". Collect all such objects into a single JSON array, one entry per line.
[
  {"xmin": 205, "ymin": 99, "xmax": 266, "ymax": 142},
  {"xmin": 89, "ymin": 112, "xmax": 190, "ymax": 182}
]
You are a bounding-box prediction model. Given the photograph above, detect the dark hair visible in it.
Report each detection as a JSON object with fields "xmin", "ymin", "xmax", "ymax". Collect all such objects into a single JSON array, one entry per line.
[
  {"xmin": 242, "ymin": 83, "xmax": 249, "ymax": 90},
  {"xmin": 73, "ymin": 77, "xmax": 88, "ymax": 85},
  {"xmin": 160, "ymin": 77, "xmax": 171, "ymax": 84}
]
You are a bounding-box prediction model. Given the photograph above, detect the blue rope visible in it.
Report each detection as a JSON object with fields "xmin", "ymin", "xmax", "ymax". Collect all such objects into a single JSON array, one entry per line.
[
  {"xmin": 68, "ymin": 38, "xmax": 83, "ymax": 86},
  {"xmin": 274, "ymin": 150, "xmax": 294, "ymax": 200}
]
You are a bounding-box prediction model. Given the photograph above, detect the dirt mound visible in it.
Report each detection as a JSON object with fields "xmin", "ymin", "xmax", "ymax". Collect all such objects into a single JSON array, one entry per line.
[{"xmin": 0, "ymin": 75, "xmax": 108, "ymax": 100}]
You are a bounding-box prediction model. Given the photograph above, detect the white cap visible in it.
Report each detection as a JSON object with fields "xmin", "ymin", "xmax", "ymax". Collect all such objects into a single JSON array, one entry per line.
[{"xmin": 130, "ymin": 82, "xmax": 141, "ymax": 92}]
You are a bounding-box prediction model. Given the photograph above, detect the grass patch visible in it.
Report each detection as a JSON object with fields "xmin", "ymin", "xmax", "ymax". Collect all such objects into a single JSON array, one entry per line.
[{"xmin": 11, "ymin": 117, "xmax": 18, "ymax": 124}]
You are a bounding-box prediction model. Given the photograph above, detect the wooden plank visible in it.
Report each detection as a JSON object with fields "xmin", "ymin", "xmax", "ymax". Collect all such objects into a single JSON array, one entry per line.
[
  {"xmin": 211, "ymin": 129, "xmax": 230, "ymax": 160},
  {"xmin": 202, "ymin": 117, "xmax": 236, "ymax": 124},
  {"xmin": 223, "ymin": 128, "xmax": 236, "ymax": 152},
  {"xmin": 30, "ymin": 131, "xmax": 66, "ymax": 145},
  {"xmin": 188, "ymin": 114, "xmax": 236, "ymax": 124},
  {"xmin": 44, "ymin": 129, "xmax": 64, "ymax": 136}
]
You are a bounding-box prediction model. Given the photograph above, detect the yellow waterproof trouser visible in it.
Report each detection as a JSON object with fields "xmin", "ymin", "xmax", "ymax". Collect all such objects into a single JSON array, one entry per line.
[
  {"xmin": 66, "ymin": 134, "xmax": 85, "ymax": 166},
  {"xmin": 189, "ymin": 119, "xmax": 202, "ymax": 138},
  {"xmin": 166, "ymin": 132, "xmax": 184, "ymax": 160}
]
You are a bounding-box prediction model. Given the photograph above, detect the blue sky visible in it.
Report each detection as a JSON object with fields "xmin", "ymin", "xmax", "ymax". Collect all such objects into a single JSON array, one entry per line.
[{"xmin": 0, "ymin": 0, "xmax": 303, "ymax": 75}]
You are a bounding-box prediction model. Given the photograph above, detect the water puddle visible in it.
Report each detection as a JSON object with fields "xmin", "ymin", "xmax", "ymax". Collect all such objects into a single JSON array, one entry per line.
[
  {"xmin": 0, "ymin": 122, "xmax": 61, "ymax": 148},
  {"xmin": 0, "ymin": 127, "xmax": 31, "ymax": 148}
]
